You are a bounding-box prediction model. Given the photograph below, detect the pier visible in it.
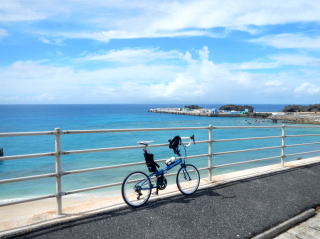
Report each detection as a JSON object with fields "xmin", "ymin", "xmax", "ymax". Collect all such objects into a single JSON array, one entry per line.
[
  {"xmin": 149, "ymin": 107, "xmax": 215, "ymax": 117},
  {"xmin": 149, "ymin": 107, "xmax": 271, "ymax": 118}
]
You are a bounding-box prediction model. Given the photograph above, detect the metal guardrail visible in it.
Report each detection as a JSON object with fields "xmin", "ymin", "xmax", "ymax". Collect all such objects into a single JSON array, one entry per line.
[{"xmin": 1, "ymin": 124, "xmax": 320, "ymax": 215}]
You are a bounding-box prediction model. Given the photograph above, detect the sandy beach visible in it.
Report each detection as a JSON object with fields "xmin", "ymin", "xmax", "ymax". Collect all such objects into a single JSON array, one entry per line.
[{"xmin": 1, "ymin": 156, "xmax": 320, "ymax": 235}]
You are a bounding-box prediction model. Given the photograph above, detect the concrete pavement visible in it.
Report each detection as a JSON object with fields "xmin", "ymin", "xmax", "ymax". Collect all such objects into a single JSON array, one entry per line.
[
  {"xmin": 275, "ymin": 208, "xmax": 320, "ymax": 239},
  {"xmin": 4, "ymin": 163, "xmax": 320, "ymax": 239}
]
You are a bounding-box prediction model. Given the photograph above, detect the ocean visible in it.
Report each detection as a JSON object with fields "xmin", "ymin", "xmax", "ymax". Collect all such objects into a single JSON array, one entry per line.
[{"xmin": 1, "ymin": 104, "xmax": 319, "ymax": 202}]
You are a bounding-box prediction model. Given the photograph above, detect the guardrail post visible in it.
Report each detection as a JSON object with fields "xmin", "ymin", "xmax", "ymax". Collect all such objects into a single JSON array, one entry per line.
[
  {"xmin": 54, "ymin": 128, "xmax": 63, "ymax": 215},
  {"xmin": 208, "ymin": 125, "xmax": 213, "ymax": 182},
  {"xmin": 281, "ymin": 124, "xmax": 286, "ymax": 167}
]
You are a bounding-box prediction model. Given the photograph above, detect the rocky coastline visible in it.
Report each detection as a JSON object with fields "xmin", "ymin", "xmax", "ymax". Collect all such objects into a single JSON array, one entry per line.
[
  {"xmin": 269, "ymin": 104, "xmax": 320, "ymax": 124},
  {"xmin": 268, "ymin": 112, "xmax": 320, "ymax": 124}
]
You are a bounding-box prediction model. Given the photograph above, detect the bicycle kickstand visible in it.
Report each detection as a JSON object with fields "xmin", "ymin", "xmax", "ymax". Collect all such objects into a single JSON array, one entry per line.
[{"xmin": 155, "ymin": 180, "xmax": 159, "ymax": 195}]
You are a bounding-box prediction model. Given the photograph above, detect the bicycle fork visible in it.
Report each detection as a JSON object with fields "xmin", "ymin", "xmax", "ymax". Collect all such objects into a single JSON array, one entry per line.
[{"xmin": 182, "ymin": 167, "xmax": 192, "ymax": 181}]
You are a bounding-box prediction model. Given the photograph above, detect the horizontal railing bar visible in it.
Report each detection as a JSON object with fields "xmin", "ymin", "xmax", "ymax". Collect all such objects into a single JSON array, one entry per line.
[
  {"xmin": 0, "ymin": 194, "xmax": 56, "ymax": 207},
  {"xmin": 63, "ymin": 162, "xmax": 146, "ymax": 175},
  {"xmin": 160, "ymin": 154, "xmax": 209, "ymax": 162},
  {"xmin": 214, "ymin": 135, "xmax": 281, "ymax": 143},
  {"xmin": 1, "ymin": 125, "xmax": 320, "ymax": 138},
  {"xmin": 213, "ymin": 156, "xmax": 281, "ymax": 168},
  {"xmin": 0, "ymin": 141, "xmax": 208, "ymax": 162},
  {"xmin": 198, "ymin": 167, "xmax": 210, "ymax": 171},
  {"xmin": 286, "ymin": 142, "xmax": 320, "ymax": 148},
  {"xmin": 1, "ymin": 125, "xmax": 319, "ymax": 139},
  {"xmin": 213, "ymin": 145, "xmax": 281, "ymax": 156},
  {"xmin": 66, "ymin": 166, "xmax": 210, "ymax": 195},
  {"xmin": 63, "ymin": 145, "xmax": 148, "ymax": 155},
  {"xmin": 286, "ymin": 125, "xmax": 320, "ymax": 128},
  {"xmin": 214, "ymin": 126, "xmax": 282, "ymax": 129},
  {"xmin": 286, "ymin": 134, "xmax": 320, "ymax": 138},
  {"xmin": 164, "ymin": 167, "xmax": 209, "ymax": 178},
  {"xmin": 0, "ymin": 173, "xmax": 57, "ymax": 184},
  {"xmin": 194, "ymin": 140, "xmax": 210, "ymax": 144},
  {"xmin": 184, "ymin": 153, "xmax": 210, "ymax": 159},
  {"xmin": 286, "ymin": 149, "xmax": 320, "ymax": 157},
  {"xmin": 165, "ymin": 172, "xmax": 181, "ymax": 178},
  {"xmin": 62, "ymin": 126, "xmax": 209, "ymax": 135},
  {"xmin": 64, "ymin": 181, "xmax": 123, "ymax": 195},
  {"xmin": 0, "ymin": 152, "xmax": 55, "ymax": 161},
  {"xmin": 0, "ymin": 131, "xmax": 55, "ymax": 137},
  {"xmin": 62, "ymin": 140, "xmax": 209, "ymax": 155},
  {"xmin": 63, "ymin": 154, "xmax": 209, "ymax": 175},
  {"xmin": 2, "ymin": 125, "xmax": 320, "ymax": 138}
]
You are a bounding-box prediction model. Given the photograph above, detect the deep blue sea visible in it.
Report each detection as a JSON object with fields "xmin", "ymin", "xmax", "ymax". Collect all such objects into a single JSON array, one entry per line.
[{"xmin": 1, "ymin": 104, "xmax": 319, "ymax": 201}]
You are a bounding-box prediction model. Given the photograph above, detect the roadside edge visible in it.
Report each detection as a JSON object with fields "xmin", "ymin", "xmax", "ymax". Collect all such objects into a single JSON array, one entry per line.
[{"xmin": 252, "ymin": 208, "xmax": 316, "ymax": 239}]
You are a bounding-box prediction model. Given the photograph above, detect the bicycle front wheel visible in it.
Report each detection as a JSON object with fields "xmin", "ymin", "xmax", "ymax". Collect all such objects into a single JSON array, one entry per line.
[
  {"xmin": 176, "ymin": 164, "xmax": 200, "ymax": 195},
  {"xmin": 122, "ymin": 171, "xmax": 152, "ymax": 208}
]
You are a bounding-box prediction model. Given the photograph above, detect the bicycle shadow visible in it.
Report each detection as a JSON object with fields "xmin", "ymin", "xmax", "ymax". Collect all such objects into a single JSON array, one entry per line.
[
  {"xmin": 12, "ymin": 189, "xmax": 223, "ymax": 238},
  {"xmin": 10, "ymin": 186, "xmax": 235, "ymax": 238}
]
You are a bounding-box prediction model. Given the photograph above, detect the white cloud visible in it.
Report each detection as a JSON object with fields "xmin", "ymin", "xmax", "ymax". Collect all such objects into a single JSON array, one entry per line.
[
  {"xmin": 0, "ymin": 29, "xmax": 8, "ymax": 38},
  {"xmin": 294, "ymin": 82, "xmax": 320, "ymax": 95},
  {"xmin": 148, "ymin": 1, "xmax": 320, "ymax": 32},
  {"xmin": 44, "ymin": 29, "xmax": 216, "ymax": 42},
  {"xmin": 224, "ymin": 54, "xmax": 320, "ymax": 70},
  {"xmin": 32, "ymin": 93, "xmax": 56, "ymax": 102},
  {"xmin": 38, "ymin": 37, "xmax": 64, "ymax": 45},
  {"xmin": 80, "ymin": 48, "xmax": 184, "ymax": 63},
  {"xmin": 0, "ymin": 59, "xmax": 182, "ymax": 103},
  {"xmin": 251, "ymin": 34, "xmax": 320, "ymax": 49},
  {"xmin": 265, "ymin": 80, "xmax": 283, "ymax": 87},
  {"xmin": 225, "ymin": 61, "xmax": 279, "ymax": 70},
  {"xmin": 2, "ymin": 0, "xmax": 320, "ymax": 41},
  {"xmin": 0, "ymin": 1, "xmax": 48, "ymax": 22},
  {"xmin": 2, "ymin": 46, "xmax": 320, "ymax": 104},
  {"xmin": 270, "ymin": 54, "xmax": 320, "ymax": 65}
]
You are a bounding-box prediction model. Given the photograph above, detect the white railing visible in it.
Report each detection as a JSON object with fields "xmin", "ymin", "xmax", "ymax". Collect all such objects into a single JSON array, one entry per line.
[{"xmin": 1, "ymin": 124, "xmax": 320, "ymax": 215}]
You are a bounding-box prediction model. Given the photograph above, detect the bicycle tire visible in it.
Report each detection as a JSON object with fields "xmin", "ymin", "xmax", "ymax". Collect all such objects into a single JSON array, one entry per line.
[
  {"xmin": 121, "ymin": 171, "xmax": 152, "ymax": 208},
  {"xmin": 176, "ymin": 164, "xmax": 200, "ymax": 195}
]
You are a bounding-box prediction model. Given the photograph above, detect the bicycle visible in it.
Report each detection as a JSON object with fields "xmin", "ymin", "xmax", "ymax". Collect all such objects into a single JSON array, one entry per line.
[{"xmin": 121, "ymin": 135, "xmax": 200, "ymax": 208}]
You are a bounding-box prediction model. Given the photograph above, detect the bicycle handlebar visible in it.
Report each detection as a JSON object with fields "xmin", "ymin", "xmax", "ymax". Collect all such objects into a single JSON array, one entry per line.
[
  {"xmin": 138, "ymin": 135, "xmax": 195, "ymax": 147},
  {"xmin": 181, "ymin": 135, "xmax": 195, "ymax": 147}
]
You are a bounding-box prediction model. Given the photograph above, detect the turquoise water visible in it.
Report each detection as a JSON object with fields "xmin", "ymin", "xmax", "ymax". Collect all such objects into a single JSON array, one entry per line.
[{"xmin": 1, "ymin": 104, "xmax": 320, "ymax": 201}]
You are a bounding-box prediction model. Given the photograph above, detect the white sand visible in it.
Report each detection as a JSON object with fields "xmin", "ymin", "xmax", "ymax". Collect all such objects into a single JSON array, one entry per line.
[{"xmin": 1, "ymin": 156, "xmax": 320, "ymax": 235}]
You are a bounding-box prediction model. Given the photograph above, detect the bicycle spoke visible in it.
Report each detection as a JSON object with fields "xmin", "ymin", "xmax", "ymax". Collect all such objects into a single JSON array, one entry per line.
[
  {"xmin": 176, "ymin": 164, "xmax": 200, "ymax": 195},
  {"xmin": 122, "ymin": 172, "xmax": 152, "ymax": 207}
]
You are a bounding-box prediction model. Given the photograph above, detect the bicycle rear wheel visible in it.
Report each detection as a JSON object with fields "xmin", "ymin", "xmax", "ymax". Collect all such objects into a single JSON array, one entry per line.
[
  {"xmin": 122, "ymin": 171, "xmax": 152, "ymax": 208},
  {"xmin": 176, "ymin": 164, "xmax": 200, "ymax": 195}
]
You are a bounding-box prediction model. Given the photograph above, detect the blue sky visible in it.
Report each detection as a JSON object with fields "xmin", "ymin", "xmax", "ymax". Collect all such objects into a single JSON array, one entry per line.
[{"xmin": 1, "ymin": 0, "xmax": 320, "ymax": 104}]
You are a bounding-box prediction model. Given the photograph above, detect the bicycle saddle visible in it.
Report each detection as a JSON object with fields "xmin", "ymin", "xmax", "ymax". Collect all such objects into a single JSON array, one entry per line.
[{"xmin": 138, "ymin": 140, "xmax": 154, "ymax": 145}]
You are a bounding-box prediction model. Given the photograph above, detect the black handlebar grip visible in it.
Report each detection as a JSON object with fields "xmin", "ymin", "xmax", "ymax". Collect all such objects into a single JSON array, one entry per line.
[{"xmin": 191, "ymin": 134, "xmax": 195, "ymax": 144}]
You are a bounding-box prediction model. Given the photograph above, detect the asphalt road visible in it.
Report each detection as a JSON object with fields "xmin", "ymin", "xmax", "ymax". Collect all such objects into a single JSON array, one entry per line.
[{"xmin": 7, "ymin": 163, "xmax": 320, "ymax": 239}]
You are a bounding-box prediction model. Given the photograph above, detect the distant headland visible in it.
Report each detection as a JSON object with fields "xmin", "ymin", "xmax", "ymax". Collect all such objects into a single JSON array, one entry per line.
[
  {"xmin": 149, "ymin": 104, "xmax": 320, "ymax": 124},
  {"xmin": 282, "ymin": 104, "xmax": 320, "ymax": 112},
  {"xmin": 149, "ymin": 104, "xmax": 267, "ymax": 118}
]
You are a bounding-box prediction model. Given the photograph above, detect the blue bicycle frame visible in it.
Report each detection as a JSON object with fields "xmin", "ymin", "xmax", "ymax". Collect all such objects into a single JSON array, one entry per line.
[
  {"xmin": 135, "ymin": 158, "xmax": 187, "ymax": 191},
  {"xmin": 122, "ymin": 135, "xmax": 199, "ymax": 207}
]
